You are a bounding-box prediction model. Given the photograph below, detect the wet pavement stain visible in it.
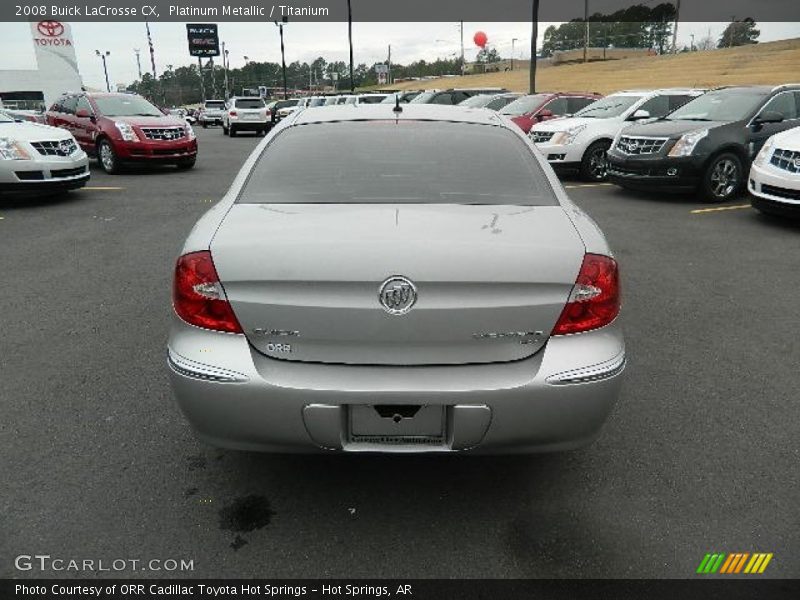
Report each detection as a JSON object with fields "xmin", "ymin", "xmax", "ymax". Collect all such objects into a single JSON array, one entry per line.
[
  {"xmin": 219, "ymin": 495, "xmax": 275, "ymax": 533},
  {"xmin": 230, "ymin": 535, "xmax": 248, "ymax": 551},
  {"xmin": 184, "ymin": 487, "xmax": 199, "ymax": 498},
  {"xmin": 186, "ymin": 455, "xmax": 207, "ymax": 471}
]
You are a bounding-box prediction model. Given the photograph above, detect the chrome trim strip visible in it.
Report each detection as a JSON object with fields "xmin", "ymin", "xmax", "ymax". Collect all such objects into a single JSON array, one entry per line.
[
  {"xmin": 167, "ymin": 349, "xmax": 249, "ymax": 383},
  {"xmin": 546, "ymin": 352, "xmax": 626, "ymax": 385}
]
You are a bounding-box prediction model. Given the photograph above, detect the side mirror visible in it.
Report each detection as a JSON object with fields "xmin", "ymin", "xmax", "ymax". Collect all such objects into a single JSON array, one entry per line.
[
  {"xmin": 754, "ymin": 110, "xmax": 783, "ymax": 125},
  {"xmin": 75, "ymin": 108, "xmax": 91, "ymax": 118},
  {"xmin": 629, "ymin": 109, "xmax": 651, "ymax": 120},
  {"xmin": 537, "ymin": 109, "xmax": 554, "ymax": 121}
]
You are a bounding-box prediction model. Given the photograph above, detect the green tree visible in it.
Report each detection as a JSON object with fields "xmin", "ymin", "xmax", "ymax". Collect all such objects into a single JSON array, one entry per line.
[
  {"xmin": 718, "ymin": 19, "xmax": 760, "ymax": 48},
  {"xmin": 475, "ymin": 47, "xmax": 501, "ymax": 64}
]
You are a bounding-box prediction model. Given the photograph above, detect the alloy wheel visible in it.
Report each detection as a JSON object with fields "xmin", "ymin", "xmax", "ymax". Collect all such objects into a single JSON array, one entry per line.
[{"xmin": 709, "ymin": 158, "xmax": 739, "ymax": 198}]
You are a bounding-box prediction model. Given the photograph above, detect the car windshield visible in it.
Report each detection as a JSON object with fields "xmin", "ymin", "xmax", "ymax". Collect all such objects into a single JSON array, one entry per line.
[
  {"xmin": 275, "ymin": 100, "xmax": 299, "ymax": 109},
  {"xmin": 204, "ymin": 101, "xmax": 225, "ymax": 109},
  {"xmin": 235, "ymin": 99, "xmax": 265, "ymax": 108},
  {"xmin": 239, "ymin": 121, "xmax": 555, "ymax": 206},
  {"xmin": 573, "ymin": 95, "xmax": 642, "ymax": 118},
  {"xmin": 459, "ymin": 95, "xmax": 496, "ymax": 108},
  {"xmin": 500, "ymin": 95, "xmax": 553, "ymax": 116},
  {"xmin": 665, "ymin": 89, "xmax": 769, "ymax": 122},
  {"xmin": 93, "ymin": 95, "xmax": 163, "ymax": 117}
]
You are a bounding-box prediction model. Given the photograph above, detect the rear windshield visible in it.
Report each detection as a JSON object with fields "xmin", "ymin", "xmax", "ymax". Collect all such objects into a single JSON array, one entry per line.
[
  {"xmin": 235, "ymin": 98, "xmax": 265, "ymax": 108},
  {"xmin": 205, "ymin": 101, "xmax": 225, "ymax": 109},
  {"xmin": 238, "ymin": 121, "xmax": 555, "ymax": 206}
]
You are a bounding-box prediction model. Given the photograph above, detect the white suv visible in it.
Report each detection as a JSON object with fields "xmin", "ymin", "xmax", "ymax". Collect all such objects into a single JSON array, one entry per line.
[
  {"xmin": 530, "ymin": 89, "xmax": 705, "ymax": 181},
  {"xmin": 749, "ymin": 126, "xmax": 800, "ymax": 218},
  {"xmin": 222, "ymin": 97, "xmax": 269, "ymax": 137}
]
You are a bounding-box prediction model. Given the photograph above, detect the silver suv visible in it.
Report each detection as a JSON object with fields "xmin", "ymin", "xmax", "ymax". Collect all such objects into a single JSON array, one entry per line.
[{"xmin": 198, "ymin": 100, "xmax": 225, "ymax": 128}]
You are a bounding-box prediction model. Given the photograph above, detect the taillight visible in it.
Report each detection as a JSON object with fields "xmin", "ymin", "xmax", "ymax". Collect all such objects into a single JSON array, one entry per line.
[
  {"xmin": 229, "ymin": 110, "xmax": 237, "ymax": 116},
  {"xmin": 173, "ymin": 251, "xmax": 242, "ymax": 333},
  {"xmin": 552, "ymin": 253, "xmax": 620, "ymax": 336}
]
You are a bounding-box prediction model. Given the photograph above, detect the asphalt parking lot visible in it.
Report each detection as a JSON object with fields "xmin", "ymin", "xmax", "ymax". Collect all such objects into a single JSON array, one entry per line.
[{"xmin": 2, "ymin": 127, "xmax": 798, "ymax": 579}]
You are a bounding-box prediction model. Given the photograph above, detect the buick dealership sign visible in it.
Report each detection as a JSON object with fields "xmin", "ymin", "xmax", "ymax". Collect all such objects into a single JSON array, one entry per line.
[{"xmin": 186, "ymin": 23, "xmax": 219, "ymax": 57}]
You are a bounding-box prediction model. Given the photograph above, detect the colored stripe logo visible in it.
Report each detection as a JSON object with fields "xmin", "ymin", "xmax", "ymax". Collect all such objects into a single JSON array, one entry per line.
[{"xmin": 696, "ymin": 552, "xmax": 773, "ymax": 574}]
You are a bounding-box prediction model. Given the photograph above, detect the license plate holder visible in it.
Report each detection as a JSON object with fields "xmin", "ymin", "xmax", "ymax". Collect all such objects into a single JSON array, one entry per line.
[{"xmin": 349, "ymin": 404, "xmax": 444, "ymax": 440}]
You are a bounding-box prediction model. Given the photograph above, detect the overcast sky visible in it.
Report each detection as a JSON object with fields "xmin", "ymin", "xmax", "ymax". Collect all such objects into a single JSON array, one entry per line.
[{"xmin": 1, "ymin": 21, "xmax": 798, "ymax": 89}]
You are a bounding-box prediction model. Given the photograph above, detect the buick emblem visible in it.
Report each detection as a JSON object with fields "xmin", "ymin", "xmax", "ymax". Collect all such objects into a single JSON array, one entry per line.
[
  {"xmin": 378, "ymin": 276, "xmax": 417, "ymax": 315},
  {"xmin": 37, "ymin": 21, "xmax": 64, "ymax": 37},
  {"xmin": 626, "ymin": 141, "xmax": 639, "ymax": 152},
  {"xmin": 59, "ymin": 140, "xmax": 73, "ymax": 155},
  {"xmin": 793, "ymin": 157, "xmax": 800, "ymax": 169}
]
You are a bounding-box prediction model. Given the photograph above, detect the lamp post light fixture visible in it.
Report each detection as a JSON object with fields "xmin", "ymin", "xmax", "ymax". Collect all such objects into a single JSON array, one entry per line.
[{"xmin": 95, "ymin": 50, "xmax": 111, "ymax": 92}]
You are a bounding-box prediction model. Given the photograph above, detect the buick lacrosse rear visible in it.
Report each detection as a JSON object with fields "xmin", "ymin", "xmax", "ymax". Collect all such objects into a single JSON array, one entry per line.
[{"xmin": 168, "ymin": 105, "xmax": 625, "ymax": 453}]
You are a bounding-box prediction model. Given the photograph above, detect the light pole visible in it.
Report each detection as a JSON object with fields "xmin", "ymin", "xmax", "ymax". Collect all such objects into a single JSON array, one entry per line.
[
  {"xmin": 95, "ymin": 50, "xmax": 111, "ymax": 92},
  {"xmin": 133, "ymin": 48, "xmax": 142, "ymax": 80},
  {"xmin": 347, "ymin": 0, "xmax": 354, "ymax": 92},
  {"xmin": 530, "ymin": 0, "xmax": 540, "ymax": 94},
  {"xmin": 511, "ymin": 38, "xmax": 518, "ymax": 70},
  {"xmin": 273, "ymin": 18, "xmax": 288, "ymax": 99},
  {"xmin": 222, "ymin": 43, "xmax": 230, "ymax": 99}
]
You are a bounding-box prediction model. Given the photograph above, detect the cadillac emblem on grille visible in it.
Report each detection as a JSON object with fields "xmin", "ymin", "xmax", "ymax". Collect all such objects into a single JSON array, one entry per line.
[
  {"xmin": 378, "ymin": 276, "xmax": 417, "ymax": 315},
  {"xmin": 59, "ymin": 140, "xmax": 74, "ymax": 155}
]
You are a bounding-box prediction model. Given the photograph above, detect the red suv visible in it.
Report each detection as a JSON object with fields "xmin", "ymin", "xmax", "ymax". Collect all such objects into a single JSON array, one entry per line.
[
  {"xmin": 46, "ymin": 92, "xmax": 197, "ymax": 174},
  {"xmin": 500, "ymin": 92, "xmax": 603, "ymax": 133}
]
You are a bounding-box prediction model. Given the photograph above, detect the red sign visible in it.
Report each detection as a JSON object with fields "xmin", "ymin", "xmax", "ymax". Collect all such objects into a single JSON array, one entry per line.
[{"xmin": 37, "ymin": 21, "xmax": 64, "ymax": 37}]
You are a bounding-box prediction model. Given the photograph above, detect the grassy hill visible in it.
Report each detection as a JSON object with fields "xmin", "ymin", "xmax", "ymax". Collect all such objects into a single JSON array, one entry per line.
[{"xmin": 382, "ymin": 38, "xmax": 800, "ymax": 94}]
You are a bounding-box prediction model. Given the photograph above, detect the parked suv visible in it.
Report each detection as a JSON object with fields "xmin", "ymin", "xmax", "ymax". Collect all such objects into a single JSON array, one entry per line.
[
  {"xmin": 46, "ymin": 92, "xmax": 197, "ymax": 174},
  {"xmin": 607, "ymin": 85, "xmax": 800, "ymax": 201},
  {"xmin": 530, "ymin": 89, "xmax": 705, "ymax": 181},
  {"xmin": 222, "ymin": 97, "xmax": 269, "ymax": 137},
  {"xmin": 409, "ymin": 88, "xmax": 509, "ymax": 105},
  {"xmin": 0, "ymin": 109, "xmax": 89, "ymax": 192},
  {"xmin": 749, "ymin": 126, "xmax": 800, "ymax": 217},
  {"xmin": 501, "ymin": 92, "xmax": 603, "ymax": 133},
  {"xmin": 198, "ymin": 100, "xmax": 226, "ymax": 127}
]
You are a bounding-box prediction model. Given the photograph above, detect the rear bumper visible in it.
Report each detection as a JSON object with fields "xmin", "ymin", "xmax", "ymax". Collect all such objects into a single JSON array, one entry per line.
[
  {"xmin": 229, "ymin": 120, "xmax": 268, "ymax": 131},
  {"xmin": 167, "ymin": 314, "xmax": 625, "ymax": 454},
  {"xmin": 114, "ymin": 139, "xmax": 198, "ymax": 162},
  {"xmin": 607, "ymin": 151, "xmax": 704, "ymax": 191}
]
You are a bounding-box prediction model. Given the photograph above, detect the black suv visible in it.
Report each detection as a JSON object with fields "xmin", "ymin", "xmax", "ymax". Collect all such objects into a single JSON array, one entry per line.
[
  {"xmin": 606, "ymin": 85, "xmax": 800, "ymax": 201},
  {"xmin": 408, "ymin": 88, "xmax": 509, "ymax": 106}
]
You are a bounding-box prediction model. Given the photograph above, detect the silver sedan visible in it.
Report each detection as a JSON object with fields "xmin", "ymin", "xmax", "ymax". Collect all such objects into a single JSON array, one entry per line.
[{"xmin": 168, "ymin": 104, "xmax": 625, "ymax": 453}]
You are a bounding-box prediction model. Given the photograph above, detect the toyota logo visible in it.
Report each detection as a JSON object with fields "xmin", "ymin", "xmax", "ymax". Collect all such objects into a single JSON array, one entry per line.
[
  {"xmin": 37, "ymin": 21, "xmax": 64, "ymax": 37},
  {"xmin": 378, "ymin": 276, "xmax": 417, "ymax": 315}
]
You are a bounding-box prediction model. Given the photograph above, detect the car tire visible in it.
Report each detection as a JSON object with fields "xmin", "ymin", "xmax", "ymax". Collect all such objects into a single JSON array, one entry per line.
[
  {"xmin": 176, "ymin": 158, "xmax": 196, "ymax": 170},
  {"xmin": 701, "ymin": 152, "xmax": 744, "ymax": 202},
  {"xmin": 202, "ymin": 121, "xmax": 207, "ymax": 129},
  {"xmin": 97, "ymin": 139, "xmax": 120, "ymax": 174},
  {"xmin": 222, "ymin": 123, "xmax": 229, "ymax": 135},
  {"xmin": 579, "ymin": 140, "xmax": 612, "ymax": 182},
  {"xmin": 229, "ymin": 127, "xmax": 237, "ymax": 137}
]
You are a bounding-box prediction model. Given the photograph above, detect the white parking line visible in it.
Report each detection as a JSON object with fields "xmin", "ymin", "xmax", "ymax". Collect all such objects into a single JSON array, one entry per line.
[{"xmin": 81, "ymin": 186, "xmax": 125, "ymax": 191}]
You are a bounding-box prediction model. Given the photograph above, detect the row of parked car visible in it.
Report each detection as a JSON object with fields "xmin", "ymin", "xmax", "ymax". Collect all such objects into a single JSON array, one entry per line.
[{"xmin": 2, "ymin": 84, "xmax": 799, "ymax": 217}]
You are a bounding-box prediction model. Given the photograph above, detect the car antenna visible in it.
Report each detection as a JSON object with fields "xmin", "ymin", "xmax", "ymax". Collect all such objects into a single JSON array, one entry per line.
[{"xmin": 393, "ymin": 94, "xmax": 402, "ymax": 113}]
